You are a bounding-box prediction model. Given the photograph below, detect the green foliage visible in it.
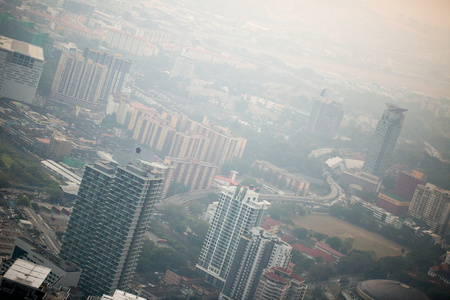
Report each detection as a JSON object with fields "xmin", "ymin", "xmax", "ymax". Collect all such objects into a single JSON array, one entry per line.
[
  {"xmin": 188, "ymin": 203, "xmax": 204, "ymax": 216},
  {"xmin": 166, "ymin": 182, "xmax": 189, "ymax": 198},
  {"xmin": 0, "ymin": 177, "xmax": 11, "ymax": 188},
  {"xmin": 15, "ymin": 194, "xmax": 30, "ymax": 207},
  {"xmin": 240, "ymin": 177, "xmax": 262, "ymax": 188},
  {"xmin": 293, "ymin": 227, "xmax": 310, "ymax": 240},
  {"xmin": 308, "ymin": 264, "xmax": 336, "ymax": 282},
  {"xmin": 137, "ymin": 238, "xmax": 188, "ymax": 274},
  {"xmin": 268, "ymin": 203, "xmax": 307, "ymax": 223}
]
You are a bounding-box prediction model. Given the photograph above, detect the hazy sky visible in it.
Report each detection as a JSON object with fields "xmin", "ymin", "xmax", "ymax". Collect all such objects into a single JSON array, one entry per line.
[{"xmin": 364, "ymin": 0, "xmax": 450, "ymax": 29}]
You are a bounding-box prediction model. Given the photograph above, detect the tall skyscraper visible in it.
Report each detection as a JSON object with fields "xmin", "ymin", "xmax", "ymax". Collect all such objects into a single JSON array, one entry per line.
[
  {"xmin": 196, "ymin": 186, "xmax": 270, "ymax": 289},
  {"xmin": 362, "ymin": 103, "xmax": 407, "ymax": 177},
  {"xmin": 0, "ymin": 35, "xmax": 44, "ymax": 105},
  {"xmin": 307, "ymin": 93, "xmax": 344, "ymax": 135},
  {"xmin": 408, "ymin": 183, "xmax": 450, "ymax": 235},
  {"xmin": 220, "ymin": 228, "xmax": 292, "ymax": 300},
  {"xmin": 59, "ymin": 161, "xmax": 163, "ymax": 296}
]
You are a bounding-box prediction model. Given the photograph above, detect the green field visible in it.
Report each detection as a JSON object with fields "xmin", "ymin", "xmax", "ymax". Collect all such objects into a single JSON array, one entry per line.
[{"xmin": 293, "ymin": 213, "xmax": 403, "ymax": 258}]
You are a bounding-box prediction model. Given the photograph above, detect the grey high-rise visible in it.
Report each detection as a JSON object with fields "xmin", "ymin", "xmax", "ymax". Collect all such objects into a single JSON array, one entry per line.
[
  {"xmin": 59, "ymin": 161, "xmax": 162, "ymax": 296},
  {"xmin": 196, "ymin": 186, "xmax": 270, "ymax": 289},
  {"xmin": 307, "ymin": 96, "xmax": 344, "ymax": 135},
  {"xmin": 362, "ymin": 103, "xmax": 407, "ymax": 177}
]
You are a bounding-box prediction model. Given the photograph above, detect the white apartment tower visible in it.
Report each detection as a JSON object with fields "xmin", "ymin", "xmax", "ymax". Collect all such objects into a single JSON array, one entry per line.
[{"xmin": 196, "ymin": 185, "xmax": 270, "ymax": 289}]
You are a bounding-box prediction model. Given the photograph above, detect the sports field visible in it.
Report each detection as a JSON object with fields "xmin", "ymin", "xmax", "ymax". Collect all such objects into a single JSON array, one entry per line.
[{"xmin": 293, "ymin": 213, "xmax": 403, "ymax": 258}]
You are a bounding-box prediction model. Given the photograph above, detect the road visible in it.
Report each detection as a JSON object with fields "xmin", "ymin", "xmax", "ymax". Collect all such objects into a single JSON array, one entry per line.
[
  {"xmin": 23, "ymin": 207, "xmax": 60, "ymax": 254},
  {"xmin": 160, "ymin": 174, "xmax": 346, "ymax": 206}
]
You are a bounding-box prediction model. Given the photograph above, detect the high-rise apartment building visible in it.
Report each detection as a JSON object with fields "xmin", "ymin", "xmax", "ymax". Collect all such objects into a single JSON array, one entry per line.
[
  {"xmin": 362, "ymin": 103, "xmax": 407, "ymax": 177},
  {"xmin": 83, "ymin": 48, "xmax": 131, "ymax": 100},
  {"xmin": 307, "ymin": 94, "xmax": 344, "ymax": 135},
  {"xmin": 187, "ymin": 118, "xmax": 247, "ymax": 167},
  {"xmin": 408, "ymin": 183, "xmax": 450, "ymax": 235},
  {"xmin": 163, "ymin": 157, "xmax": 218, "ymax": 197},
  {"xmin": 59, "ymin": 161, "xmax": 163, "ymax": 296},
  {"xmin": 168, "ymin": 132, "xmax": 210, "ymax": 161},
  {"xmin": 0, "ymin": 35, "xmax": 44, "ymax": 105},
  {"xmin": 51, "ymin": 48, "xmax": 131, "ymax": 109},
  {"xmin": 51, "ymin": 52, "xmax": 108, "ymax": 109},
  {"xmin": 220, "ymin": 228, "xmax": 292, "ymax": 300},
  {"xmin": 254, "ymin": 267, "xmax": 307, "ymax": 300},
  {"xmin": 170, "ymin": 56, "xmax": 194, "ymax": 79},
  {"xmin": 196, "ymin": 186, "xmax": 270, "ymax": 289}
]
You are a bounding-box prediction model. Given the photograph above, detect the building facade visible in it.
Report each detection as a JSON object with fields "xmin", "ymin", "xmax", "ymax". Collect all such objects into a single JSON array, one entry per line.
[
  {"xmin": 59, "ymin": 161, "xmax": 163, "ymax": 296},
  {"xmin": 196, "ymin": 186, "xmax": 270, "ymax": 289},
  {"xmin": 362, "ymin": 103, "xmax": 407, "ymax": 177},
  {"xmin": 1, "ymin": 237, "xmax": 81, "ymax": 288},
  {"xmin": 408, "ymin": 183, "xmax": 450, "ymax": 235},
  {"xmin": 393, "ymin": 170, "xmax": 425, "ymax": 201},
  {"xmin": 253, "ymin": 267, "xmax": 307, "ymax": 300},
  {"xmin": 307, "ymin": 96, "xmax": 344, "ymax": 135},
  {"xmin": 376, "ymin": 191, "xmax": 410, "ymax": 216},
  {"xmin": 0, "ymin": 35, "xmax": 44, "ymax": 105},
  {"xmin": 220, "ymin": 228, "xmax": 292, "ymax": 300}
]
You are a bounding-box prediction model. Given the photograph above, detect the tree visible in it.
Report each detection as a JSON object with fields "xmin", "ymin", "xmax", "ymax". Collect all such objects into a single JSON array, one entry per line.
[
  {"xmin": 326, "ymin": 236, "xmax": 344, "ymax": 253},
  {"xmin": 0, "ymin": 177, "xmax": 11, "ymax": 188},
  {"xmin": 188, "ymin": 203, "xmax": 204, "ymax": 216},
  {"xmin": 313, "ymin": 231, "xmax": 327, "ymax": 242},
  {"xmin": 15, "ymin": 194, "xmax": 30, "ymax": 207},
  {"xmin": 293, "ymin": 227, "xmax": 309, "ymax": 240}
]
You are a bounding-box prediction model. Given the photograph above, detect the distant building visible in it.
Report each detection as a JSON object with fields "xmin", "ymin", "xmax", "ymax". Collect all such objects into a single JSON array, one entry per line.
[
  {"xmin": 163, "ymin": 268, "xmax": 204, "ymax": 287},
  {"xmin": 408, "ymin": 183, "xmax": 450, "ymax": 235},
  {"xmin": 105, "ymin": 28, "xmax": 159, "ymax": 57},
  {"xmin": 362, "ymin": 104, "xmax": 407, "ymax": 177},
  {"xmin": 0, "ymin": 35, "xmax": 44, "ymax": 105},
  {"xmin": 220, "ymin": 228, "xmax": 292, "ymax": 300},
  {"xmin": 106, "ymin": 93, "xmax": 131, "ymax": 125},
  {"xmin": 51, "ymin": 48, "xmax": 131, "ymax": 109},
  {"xmin": 253, "ymin": 266, "xmax": 307, "ymax": 300},
  {"xmin": 314, "ymin": 242, "xmax": 345, "ymax": 261},
  {"xmin": 83, "ymin": 48, "xmax": 131, "ymax": 100},
  {"xmin": 170, "ymin": 56, "xmax": 194, "ymax": 79},
  {"xmin": 163, "ymin": 157, "xmax": 218, "ymax": 197},
  {"xmin": 393, "ymin": 170, "xmax": 425, "ymax": 201},
  {"xmin": 51, "ymin": 52, "xmax": 108, "ymax": 109},
  {"xmin": 196, "ymin": 186, "xmax": 270, "ymax": 289},
  {"xmin": 48, "ymin": 135, "xmax": 73, "ymax": 162},
  {"xmin": 340, "ymin": 169, "xmax": 381, "ymax": 194},
  {"xmin": 307, "ymin": 95, "xmax": 344, "ymax": 135},
  {"xmin": 59, "ymin": 161, "xmax": 163, "ymax": 296},
  {"xmin": 1, "ymin": 237, "xmax": 81, "ymax": 288},
  {"xmin": 349, "ymin": 279, "xmax": 429, "ymax": 300},
  {"xmin": 376, "ymin": 191, "xmax": 410, "ymax": 216}
]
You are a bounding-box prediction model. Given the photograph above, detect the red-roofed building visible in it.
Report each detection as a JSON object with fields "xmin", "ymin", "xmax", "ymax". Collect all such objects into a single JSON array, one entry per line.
[
  {"xmin": 214, "ymin": 176, "xmax": 238, "ymax": 187},
  {"xmin": 261, "ymin": 216, "xmax": 281, "ymax": 235},
  {"xmin": 280, "ymin": 235, "xmax": 296, "ymax": 245},
  {"xmin": 292, "ymin": 244, "xmax": 336, "ymax": 263},
  {"xmin": 254, "ymin": 266, "xmax": 307, "ymax": 300},
  {"xmin": 314, "ymin": 242, "xmax": 345, "ymax": 260}
]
